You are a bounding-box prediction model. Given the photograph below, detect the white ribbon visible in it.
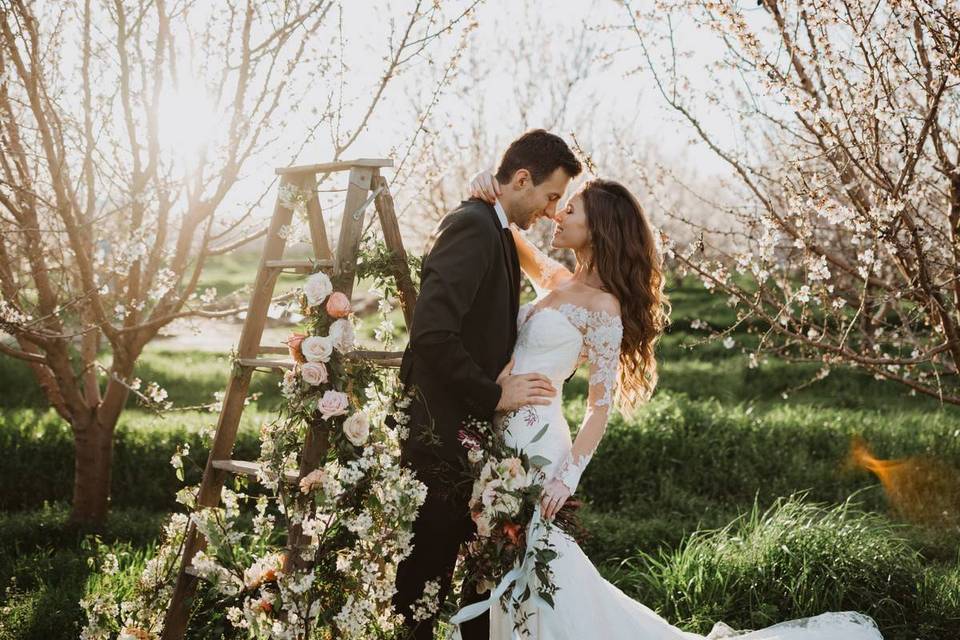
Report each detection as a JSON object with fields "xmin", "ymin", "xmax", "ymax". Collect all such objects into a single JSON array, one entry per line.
[{"xmin": 447, "ymin": 505, "xmax": 553, "ymax": 639}]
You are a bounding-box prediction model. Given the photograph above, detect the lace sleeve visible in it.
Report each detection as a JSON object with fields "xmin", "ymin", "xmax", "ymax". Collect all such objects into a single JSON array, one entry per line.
[
  {"xmin": 554, "ymin": 309, "xmax": 623, "ymax": 494},
  {"xmin": 510, "ymin": 225, "xmax": 573, "ymax": 296}
]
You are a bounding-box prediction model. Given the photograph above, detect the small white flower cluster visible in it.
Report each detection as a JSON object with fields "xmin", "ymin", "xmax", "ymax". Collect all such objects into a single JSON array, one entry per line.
[
  {"xmin": 144, "ymin": 381, "xmax": 172, "ymax": 410},
  {"xmin": 411, "ymin": 578, "xmax": 442, "ymax": 622},
  {"xmin": 169, "ymin": 442, "xmax": 189, "ymax": 481}
]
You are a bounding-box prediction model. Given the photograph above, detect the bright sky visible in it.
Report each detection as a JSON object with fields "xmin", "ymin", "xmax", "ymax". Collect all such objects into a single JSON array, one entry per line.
[{"xmin": 166, "ymin": 0, "xmax": 772, "ymax": 244}]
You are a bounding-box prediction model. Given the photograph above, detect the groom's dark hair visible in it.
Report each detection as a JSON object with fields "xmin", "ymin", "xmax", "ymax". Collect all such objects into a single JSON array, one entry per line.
[{"xmin": 495, "ymin": 129, "xmax": 582, "ymax": 185}]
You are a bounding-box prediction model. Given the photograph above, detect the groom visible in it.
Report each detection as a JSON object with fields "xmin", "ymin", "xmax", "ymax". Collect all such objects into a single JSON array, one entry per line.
[{"xmin": 392, "ymin": 129, "xmax": 582, "ymax": 640}]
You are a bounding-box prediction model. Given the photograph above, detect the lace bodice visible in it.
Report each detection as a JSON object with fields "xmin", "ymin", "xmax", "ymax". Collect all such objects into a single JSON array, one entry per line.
[{"xmin": 511, "ymin": 300, "xmax": 623, "ymax": 494}]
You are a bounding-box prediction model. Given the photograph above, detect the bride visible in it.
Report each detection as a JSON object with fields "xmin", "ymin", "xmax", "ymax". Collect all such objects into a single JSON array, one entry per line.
[{"xmin": 457, "ymin": 172, "xmax": 884, "ymax": 640}]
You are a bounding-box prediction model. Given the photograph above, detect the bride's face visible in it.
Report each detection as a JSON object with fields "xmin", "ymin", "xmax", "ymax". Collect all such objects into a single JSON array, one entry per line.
[{"xmin": 550, "ymin": 195, "xmax": 589, "ymax": 251}]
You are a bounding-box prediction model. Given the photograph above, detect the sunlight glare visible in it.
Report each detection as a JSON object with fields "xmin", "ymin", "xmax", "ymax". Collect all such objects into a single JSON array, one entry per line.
[{"xmin": 156, "ymin": 78, "xmax": 221, "ymax": 171}]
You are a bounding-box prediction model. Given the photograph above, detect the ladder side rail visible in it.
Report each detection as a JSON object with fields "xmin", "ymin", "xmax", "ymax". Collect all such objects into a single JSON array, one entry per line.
[
  {"xmin": 372, "ymin": 173, "xmax": 418, "ymax": 330},
  {"xmin": 162, "ymin": 175, "xmax": 301, "ymax": 640}
]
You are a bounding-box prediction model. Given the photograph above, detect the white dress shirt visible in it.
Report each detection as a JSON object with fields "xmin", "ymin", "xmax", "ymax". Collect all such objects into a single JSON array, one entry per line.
[{"xmin": 493, "ymin": 199, "xmax": 510, "ymax": 229}]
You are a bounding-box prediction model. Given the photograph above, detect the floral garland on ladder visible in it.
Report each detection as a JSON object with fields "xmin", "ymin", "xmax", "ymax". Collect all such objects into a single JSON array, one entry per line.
[{"xmin": 81, "ymin": 265, "xmax": 427, "ymax": 639}]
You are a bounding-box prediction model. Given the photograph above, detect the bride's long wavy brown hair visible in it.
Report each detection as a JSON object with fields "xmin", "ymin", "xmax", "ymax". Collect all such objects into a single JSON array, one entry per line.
[{"xmin": 580, "ymin": 179, "xmax": 671, "ymax": 413}]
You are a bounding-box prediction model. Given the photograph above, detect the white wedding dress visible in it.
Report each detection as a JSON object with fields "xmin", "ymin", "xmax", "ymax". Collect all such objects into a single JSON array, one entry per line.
[{"xmin": 472, "ymin": 299, "xmax": 885, "ymax": 640}]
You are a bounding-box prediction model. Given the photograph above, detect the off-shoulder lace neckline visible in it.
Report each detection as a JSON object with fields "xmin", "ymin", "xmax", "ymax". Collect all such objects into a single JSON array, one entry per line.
[{"xmin": 520, "ymin": 300, "xmax": 620, "ymax": 330}]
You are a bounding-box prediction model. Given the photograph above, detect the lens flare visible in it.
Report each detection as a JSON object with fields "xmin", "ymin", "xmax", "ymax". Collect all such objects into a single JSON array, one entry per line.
[{"xmin": 848, "ymin": 436, "xmax": 960, "ymax": 527}]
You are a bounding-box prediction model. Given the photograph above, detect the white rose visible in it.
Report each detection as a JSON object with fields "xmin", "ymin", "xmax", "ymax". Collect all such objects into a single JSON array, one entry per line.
[
  {"xmin": 303, "ymin": 272, "xmax": 332, "ymax": 307},
  {"xmin": 299, "ymin": 362, "xmax": 327, "ymax": 386},
  {"xmin": 342, "ymin": 412, "xmax": 370, "ymax": 447},
  {"xmin": 328, "ymin": 318, "xmax": 355, "ymax": 353},
  {"xmin": 495, "ymin": 492, "xmax": 522, "ymax": 517},
  {"xmin": 467, "ymin": 448, "xmax": 483, "ymax": 464},
  {"xmin": 301, "ymin": 335, "xmax": 333, "ymax": 363}
]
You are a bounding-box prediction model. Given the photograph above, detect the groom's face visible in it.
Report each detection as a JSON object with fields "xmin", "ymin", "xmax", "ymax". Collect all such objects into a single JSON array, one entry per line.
[{"xmin": 509, "ymin": 167, "xmax": 571, "ymax": 230}]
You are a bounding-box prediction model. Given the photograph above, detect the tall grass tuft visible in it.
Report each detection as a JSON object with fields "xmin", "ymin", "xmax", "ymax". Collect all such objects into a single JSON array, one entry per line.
[{"xmin": 604, "ymin": 494, "xmax": 952, "ymax": 638}]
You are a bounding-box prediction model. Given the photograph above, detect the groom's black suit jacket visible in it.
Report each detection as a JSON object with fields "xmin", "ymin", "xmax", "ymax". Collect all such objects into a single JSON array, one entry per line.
[{"xmin": 399, "ymin": 198, "xmax": 520, "ymax": 466}]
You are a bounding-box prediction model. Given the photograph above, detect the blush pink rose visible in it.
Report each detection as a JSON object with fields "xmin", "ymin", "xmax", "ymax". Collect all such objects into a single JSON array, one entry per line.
[
  {"xmin": 325, "ymin": 291, "xmax": 351, "ymax": 318},
  {"xmin": 300, "ymin": 362, "xmax": 328, "ymax": 386},
  {"xmin": 317, "ymin": 390, "xmax": 349, "ymax": 420}
]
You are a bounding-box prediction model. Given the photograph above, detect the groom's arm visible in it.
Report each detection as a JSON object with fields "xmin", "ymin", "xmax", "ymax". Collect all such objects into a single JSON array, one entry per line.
[{"xmin": 408, "ymin": 209, "xmax": 502, "ymax": 417}]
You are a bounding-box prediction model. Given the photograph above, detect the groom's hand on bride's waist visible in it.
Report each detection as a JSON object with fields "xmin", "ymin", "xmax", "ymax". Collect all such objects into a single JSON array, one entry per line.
[{"xmin": 494, "ymin": 357, "xmax": 556, "ymax": 412}]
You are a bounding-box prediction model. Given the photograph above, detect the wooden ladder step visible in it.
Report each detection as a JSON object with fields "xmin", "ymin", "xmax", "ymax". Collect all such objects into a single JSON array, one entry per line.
[
  {"xmin": 239, "ymin": 352, "xmax": 403, "ymax": 372},
  {"xmin": 212, "ymin": 459, "xmax": 299, "ymax": 483},
  {"xmin": 275, "ymin": 158, "xmax": 393, "ymax": 175},
  {"xmin": 264, "ymin": 258, "xmax": 333, "ymax": 272},
  {"xmin": 237, "ymin": 358, "xmax": 295, "ymax": 370},
  {"xmin": 345, "ymin": 349, "xmax": 404, "ymax": 367},
  {"xmin": 258, "ymin": 345, "xmax": 290, "ymax": 355}
]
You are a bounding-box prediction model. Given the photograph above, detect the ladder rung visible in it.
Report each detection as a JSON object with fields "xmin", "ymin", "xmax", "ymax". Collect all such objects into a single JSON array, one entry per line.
[
  {"xmin": 344, "ymin": 350, "xmax": 404, "ymax": 367},
  {"xmin": 239, "ymin": 353, "xmax": 404, "ymax": 370},
  {"xmin": 258, "ymin": 345, "xmax": 290, "ymax": 355},
  {"xmin": 212, "ymin": 459, "xmax": 299, "ymax": 483},
  {"xmin": 275, "ymin": 158, "xmax": 393, "ymax": 175},
  {"xmin": 264, "ymin": 258, "xmax": 333, "ymax": 272},
  {"xmin": 238, "ymin": 358, "xmax": 295, "ymax": 370}
]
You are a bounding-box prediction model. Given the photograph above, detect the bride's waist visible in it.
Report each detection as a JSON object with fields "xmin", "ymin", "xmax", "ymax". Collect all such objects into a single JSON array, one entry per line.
[{"xmin": 495, "ymin": 400, "xmax": 564, "ymax": 426}]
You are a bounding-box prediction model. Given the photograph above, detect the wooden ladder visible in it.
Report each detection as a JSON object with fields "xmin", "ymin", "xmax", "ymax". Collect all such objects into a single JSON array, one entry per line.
[{"xmin": 161, "ymin": 158, "xmax": 417, "ymax": 639}]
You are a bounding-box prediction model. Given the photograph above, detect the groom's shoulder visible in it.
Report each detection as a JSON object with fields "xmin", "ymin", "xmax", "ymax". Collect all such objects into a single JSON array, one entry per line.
[
  {"xmin": 444, "ymin": 198, "xmax": 496, "ymax": 228},
  {"xmin": 433, "ymin": 198, "xmax": 498, "ymax": 238},
  {"xmin": 424, "ymin": 198, "xmax": 498, "ymax": 256}
]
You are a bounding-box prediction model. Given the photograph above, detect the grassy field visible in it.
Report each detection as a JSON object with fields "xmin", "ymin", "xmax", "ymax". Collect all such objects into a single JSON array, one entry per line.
[{"xmin": 1, "ymin": 267, "xmax": 959, "ymax": 639}]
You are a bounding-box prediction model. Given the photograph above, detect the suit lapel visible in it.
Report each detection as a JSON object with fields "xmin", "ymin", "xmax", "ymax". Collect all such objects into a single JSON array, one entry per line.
[{"xmin": 482, "ymin": 201, "xmax": 520, "ymax": 338}]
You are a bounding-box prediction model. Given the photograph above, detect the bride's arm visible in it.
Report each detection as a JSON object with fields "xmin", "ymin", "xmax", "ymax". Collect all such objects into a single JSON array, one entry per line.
[
  {"xmin": 540, "ymin": 299, "xmax": 623, "ymax": 519},
  {"xmin": 509, "ymin": 226, "xmax": 573, "ymax": 294},
  {"xmin": 468, "ymin": 170, "xmax": 573, "ymax": 293}
]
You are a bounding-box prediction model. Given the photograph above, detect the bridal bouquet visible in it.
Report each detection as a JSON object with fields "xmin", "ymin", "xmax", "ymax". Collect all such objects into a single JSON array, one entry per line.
[{"xmin": 453, "ymin": 416, "xmax": 582, "ymax": 626}]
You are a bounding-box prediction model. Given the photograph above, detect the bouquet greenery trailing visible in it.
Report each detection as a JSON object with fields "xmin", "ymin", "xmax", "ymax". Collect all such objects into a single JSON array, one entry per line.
[{"xmin": 451, "ymin": 410, "xmax": 583, "ymax": 635}]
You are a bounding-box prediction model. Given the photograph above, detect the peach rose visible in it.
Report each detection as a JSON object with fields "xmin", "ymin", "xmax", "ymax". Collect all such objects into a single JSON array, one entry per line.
[
  {"xmin": 318, "ymin": 390, "xmax": 349, "ymax": 420},
  {"xmin": 285, "ymin": 332, "xmax": 307, "ymax": 363},
  {"xmin": 300, "ymin": 362, "xmax": 328, "ymax": 386},
  {"xmin": 299, "ymin": 468, "xmax": 325, "ymax": 494},
  {"xmin": 325, "ymin": 291, "xmax": 351, "ymax": 318},
  {"xmin": 502, "ymin": 521, "xmax": 522, "ymax": 546}
]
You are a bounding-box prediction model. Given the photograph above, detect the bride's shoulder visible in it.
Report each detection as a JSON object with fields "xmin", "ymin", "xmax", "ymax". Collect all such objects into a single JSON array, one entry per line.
[{"xmin": 583, "ymin": 290, "xmax": 621, "ymax": 320}]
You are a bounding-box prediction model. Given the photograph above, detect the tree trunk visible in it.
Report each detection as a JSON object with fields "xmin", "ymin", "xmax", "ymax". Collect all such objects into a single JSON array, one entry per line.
[{"xmin": 69, "ymin": 412, "xmax": 116, "ymax": 527}]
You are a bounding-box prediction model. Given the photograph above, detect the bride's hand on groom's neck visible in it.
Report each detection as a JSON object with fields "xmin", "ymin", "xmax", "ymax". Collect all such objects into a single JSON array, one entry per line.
[
  {"xmin": 469, "ymin": 169, "xmax": 500, "ymax": 204},
  {"xmin": 494, "ymin": 357, "xmax": 556, "ymax": 412}
]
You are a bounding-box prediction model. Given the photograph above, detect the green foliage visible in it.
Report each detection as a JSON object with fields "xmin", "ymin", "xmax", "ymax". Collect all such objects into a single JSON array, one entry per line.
[{"xmin": 0, "ymin": 408, "xmax": 262, "ymax": 512}]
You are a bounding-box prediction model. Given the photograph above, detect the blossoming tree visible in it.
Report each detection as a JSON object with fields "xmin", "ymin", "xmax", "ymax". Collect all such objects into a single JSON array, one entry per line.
[
  {"xmin": 624, "ymin": 0, "xmax": 960, "ymax": 402},
  {"xmin": 0, "ymin": 0, "xmax": 476, "ymax": 526}
]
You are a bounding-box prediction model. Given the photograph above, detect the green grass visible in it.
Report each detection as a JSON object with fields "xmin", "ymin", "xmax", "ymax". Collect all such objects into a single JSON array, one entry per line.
[{"xmin": 2, "ymin": 274, "xmax": 960, "ymax": 638}]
